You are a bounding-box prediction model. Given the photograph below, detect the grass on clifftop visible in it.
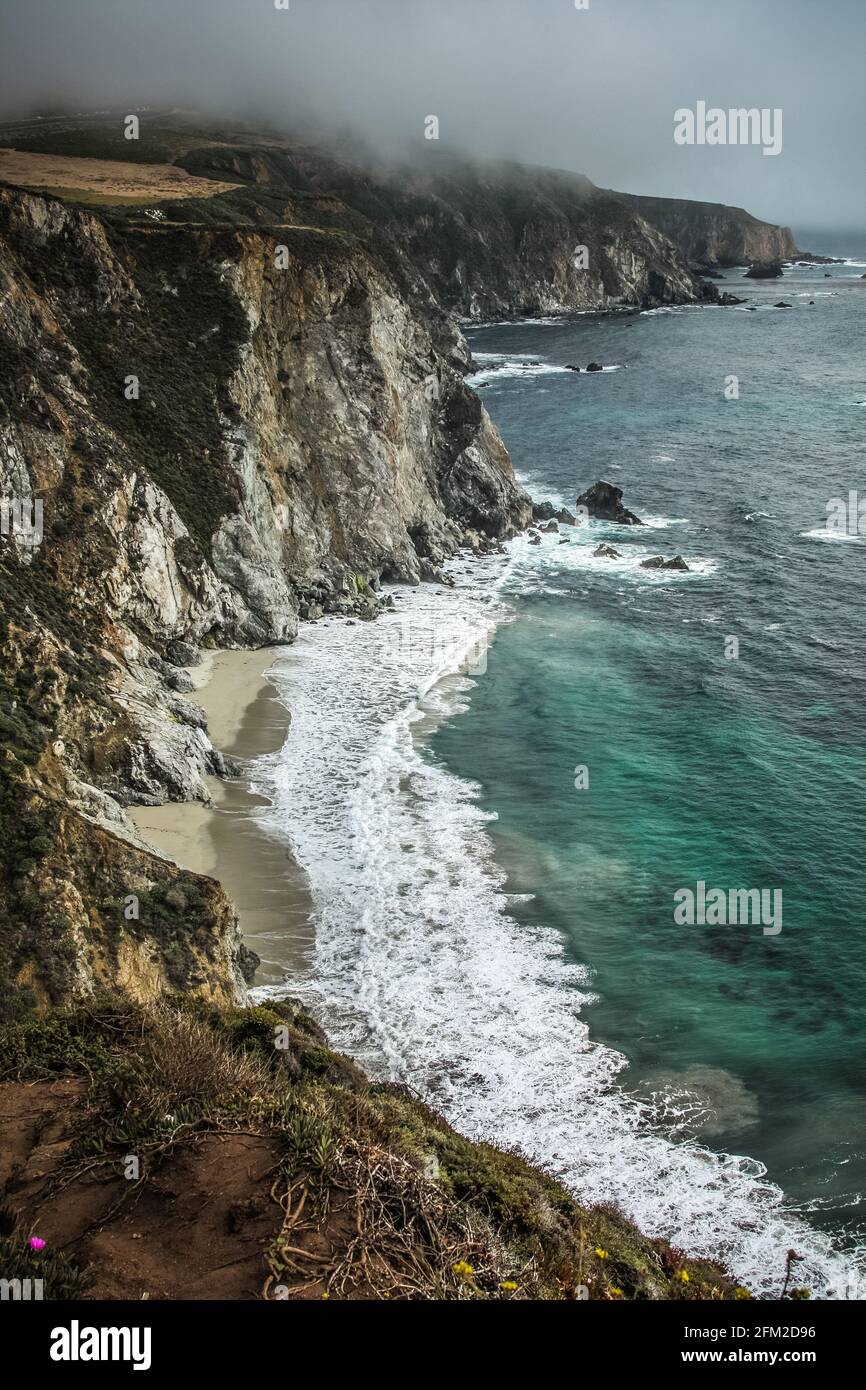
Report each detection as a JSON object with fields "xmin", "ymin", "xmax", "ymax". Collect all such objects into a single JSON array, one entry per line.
[{"xmin": 0, "ymin": 997, "xmax": 748, "ymax": 1301}]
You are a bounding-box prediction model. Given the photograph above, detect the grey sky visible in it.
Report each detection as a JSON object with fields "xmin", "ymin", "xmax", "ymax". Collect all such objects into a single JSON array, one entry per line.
[{"xmin": 1, "ymin": 0, "xmax": 863, "ymax": 230}]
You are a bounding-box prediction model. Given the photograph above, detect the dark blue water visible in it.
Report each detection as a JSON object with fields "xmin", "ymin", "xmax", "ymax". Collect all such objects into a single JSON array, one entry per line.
[{"xmin": 435, "ymin": 251, "xmax": 866, "ymax": 1259}]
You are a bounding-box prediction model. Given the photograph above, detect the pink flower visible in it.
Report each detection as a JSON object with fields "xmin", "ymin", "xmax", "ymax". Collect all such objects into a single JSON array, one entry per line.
[{"xmin": 28, "ymin": 1237, "xmax": 46, "ymax": 1252}]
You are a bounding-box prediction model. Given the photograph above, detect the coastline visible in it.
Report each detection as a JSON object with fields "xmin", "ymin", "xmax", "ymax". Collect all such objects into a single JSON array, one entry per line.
[{"xmin": 128, "ymin": 647, "xmax": 315, "ymax": 988}]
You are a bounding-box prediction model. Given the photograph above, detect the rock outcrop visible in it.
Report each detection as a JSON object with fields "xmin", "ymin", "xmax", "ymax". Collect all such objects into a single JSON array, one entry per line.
[
  {"xmin": 640, "ymin": 555, "xmax": 690, "ymax": 571},
  {"xmin": 533, "ymin": 501, "xmax": 576, "ymax": 525},
  {"xmin": 576, "ymin": 481, "xmax": 644, "ymax": 526},
  {"xmin": 745, "ymin": 261, "xmax": 784, "ymax": 279}
]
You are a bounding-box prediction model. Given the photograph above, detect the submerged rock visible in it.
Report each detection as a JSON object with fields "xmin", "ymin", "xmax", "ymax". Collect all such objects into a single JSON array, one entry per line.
[
  {"xmin": 586, "ymin": 361, "xmax": 604, "ymax": 372},
  {"xmin": 774, "ymin": 301, "xmax": 793, "ymax": 309},
  {"xmin": 640, "ymin": 555, "xmax": 690, "ymax": 571},
  {"xmin": 593, "ymin": 543, "xmax": 622, "ymax": 558},
  {"xmin": 576, "ymin": 481, "xmax": 644, "ymax": 526}
]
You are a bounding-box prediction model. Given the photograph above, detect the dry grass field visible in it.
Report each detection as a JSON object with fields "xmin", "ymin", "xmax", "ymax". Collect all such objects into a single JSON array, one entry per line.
[{"xmin": 0, "ymin": 148, "xmax": 241, "ymax": 205}]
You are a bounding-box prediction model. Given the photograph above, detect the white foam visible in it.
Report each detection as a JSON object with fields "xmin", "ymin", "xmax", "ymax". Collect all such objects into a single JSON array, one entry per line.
[
  {"xmin": 464, "ymin": 315, "xmax": 569, "ymax": 328},
  {"xmin": 255, "ymin": 549, "xmax": 861, "ymax": 1298},
  {"xmin": 510, "ymin": 530, "xmax": 716, "ymax": 583},
  {"xmin": 468, "ymin": 358, "xmax": 623, "ymax": 385},
  {"xmin": 468, "ymin": 360, "xmax": 572, "ymax": 385},
  {"xmin": 800, "ymin": 526, "xmax": 864, "ymax": 543}
]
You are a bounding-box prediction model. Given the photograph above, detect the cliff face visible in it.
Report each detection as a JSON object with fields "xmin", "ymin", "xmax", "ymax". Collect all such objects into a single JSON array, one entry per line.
[
  {"xmin": 176, "ymin": 143, "xmax": 715, "ymax": 318},
  {"xmin": 0, "ymin": 180, "xmax": 529, "ymax": 1013},
  {"xmin": 616, "ymin": 193, "xmax": 799, "ymax": 267}
]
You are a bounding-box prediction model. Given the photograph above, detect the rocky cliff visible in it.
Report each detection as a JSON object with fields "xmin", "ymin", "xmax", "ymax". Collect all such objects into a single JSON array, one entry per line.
[
  {"xmin": 616, "ymin": 193, "xmax": 799, "ymax": 268},
  {"xmin": 0, "ymin": 175, "xmax": 529, "ymax": 1014},
  {"xmin": 0, "ymin": 117, "xmax": 796, "ymax": 1015},
  {"xmin": 173, "ymin": 142, "xmax": 715, "ymax": 318}
]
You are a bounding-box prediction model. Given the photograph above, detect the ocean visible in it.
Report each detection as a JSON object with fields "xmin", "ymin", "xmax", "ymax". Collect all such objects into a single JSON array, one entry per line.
[{"xmin": 253, "ymin": 247, "xmax": 866, "ymax": 1299}]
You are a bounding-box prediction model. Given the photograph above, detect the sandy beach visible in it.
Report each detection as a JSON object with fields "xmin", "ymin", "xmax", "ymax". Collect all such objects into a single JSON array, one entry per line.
[{"xmin": 129, "ymin": 647, "xmax": 314, "ymax": 988}]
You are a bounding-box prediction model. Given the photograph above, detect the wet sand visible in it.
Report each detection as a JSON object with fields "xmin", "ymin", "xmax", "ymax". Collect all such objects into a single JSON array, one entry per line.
[{"xmin": 129, "ymin": 648, "xmax": 314, "ymax": 989}]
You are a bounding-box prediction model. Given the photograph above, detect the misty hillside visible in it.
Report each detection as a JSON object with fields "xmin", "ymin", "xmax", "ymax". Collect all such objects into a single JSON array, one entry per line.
[{"xmin": 0, "ymin": 110, "xmax": 796, "ymax": 321}]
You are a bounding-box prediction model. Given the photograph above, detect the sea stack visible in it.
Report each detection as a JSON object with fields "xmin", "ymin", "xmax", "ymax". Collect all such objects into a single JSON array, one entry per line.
[{"xmin": 576, "ymin": 481, "xmax": 644, "ymax": 525}]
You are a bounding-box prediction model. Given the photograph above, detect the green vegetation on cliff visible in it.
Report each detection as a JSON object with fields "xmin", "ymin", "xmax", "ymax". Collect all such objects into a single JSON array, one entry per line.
[{"xmin": 0, "ymin": 997, "xmax": 742, "ymax": 1301}]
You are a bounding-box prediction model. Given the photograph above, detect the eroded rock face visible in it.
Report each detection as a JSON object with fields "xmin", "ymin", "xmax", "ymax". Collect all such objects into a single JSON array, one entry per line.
[
  {"xmin": 576, "ymin": 481, "xmax": 644, "ymax": 526},
  {"xmin": 0, "ymin": 184, "xmax": 531, "ymax": 1009}
]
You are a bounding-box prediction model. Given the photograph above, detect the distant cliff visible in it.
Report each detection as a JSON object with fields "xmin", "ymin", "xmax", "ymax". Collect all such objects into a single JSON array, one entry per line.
[
  {"xmin": 176, "ymin": 143, "xmax": 716, "ymax": 317},
  {"xmin": 615, "ymin": 193, "xmax": 799, "ymax": 268}
]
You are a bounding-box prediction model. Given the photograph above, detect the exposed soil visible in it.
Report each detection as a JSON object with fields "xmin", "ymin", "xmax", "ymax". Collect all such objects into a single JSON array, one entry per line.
[{"xmin": 0, "ymin": 1078, "xmax": 343, "ymax": 1300}]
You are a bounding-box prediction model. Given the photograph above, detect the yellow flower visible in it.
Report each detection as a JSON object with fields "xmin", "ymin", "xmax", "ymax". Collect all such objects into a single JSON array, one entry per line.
[
  {"xmin": 452, "ymin": 1261, "xmax": 475, "ymax": 1281},
  {"xmin": 675, "ymin": 1269, "xmax": 690, "ymax": 1283},
  {"xmin": 735, "ymin": 1286, "xmax": 752, "ymax": 1300},
  {"xmin": 499, "ymin": 1281, "xmax": 518, "ymax": 1291},
  {"xmin": 594, "ymin": 1247, "xmax": 608, "ymax": 1260},
  {"xmin": 321, "ymin": 1291, "xmax": 330, "ymax": 1300},
  {"xmin": 609, "ymin": 1286, "xmax": 624, "ymax": 1298}
]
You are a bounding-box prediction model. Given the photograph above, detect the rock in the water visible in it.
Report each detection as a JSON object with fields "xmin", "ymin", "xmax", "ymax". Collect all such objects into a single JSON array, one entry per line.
[
  {"xmin": 586, "ymin": 361, "xmax": 604, "ymax": 372},
  {"xmin": 564, "ymin": 364, "xmax": 582, "ymax": 372},
  {"xmin": 593, "ymin": 544, "xmax": 621, "ymax": 558},
  {"xmin": 774, "ymin": 301, "xmax": 792, "ymax": 309},
  {"xmin": 538, "ymin": 519, "xmax": 559, "ymax": 533},
  {"xmin": 640, "ymin": 555, "xmax": 690, "ymax": 571},
  {"xmin": 533, "ymin": 501, "xmax": 576, "ymax": 525},
  {"xmin": 529, "ymin": 534, "xmax": 542, "ymax": 546},
  {"xmin": 718, "ymin": 292, "xmax": 746, "ymax": 306},
  {"xmin": 576, "ymin": 481, "xmax": 643, "ymax": 526},
  {"xmin": 745, "ymin": 261, "xmax": 784, "ymax": 279}
]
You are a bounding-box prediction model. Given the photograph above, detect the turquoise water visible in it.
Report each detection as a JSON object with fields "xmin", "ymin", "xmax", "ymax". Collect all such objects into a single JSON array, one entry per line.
[{"xmin": 435, "ymin": 252, "xmax": 866, "ymax": 1252}]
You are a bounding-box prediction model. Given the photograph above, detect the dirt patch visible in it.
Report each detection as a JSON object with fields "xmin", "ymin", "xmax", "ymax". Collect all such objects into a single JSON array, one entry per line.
[
  {"xmin": 0, "ymin": 149, "xmax": 241, "ymax": 204},
  {"xmin": 1, "ymin": 1079, "xmax": 283, "ymax": 1299},
  {"xmin": 0, "ymin": 1077, "xmax": 369, "ymax": 1300}
]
